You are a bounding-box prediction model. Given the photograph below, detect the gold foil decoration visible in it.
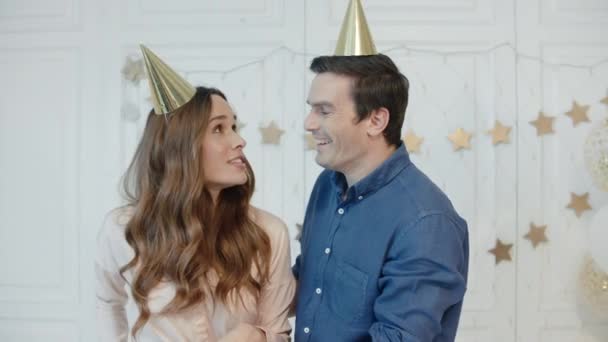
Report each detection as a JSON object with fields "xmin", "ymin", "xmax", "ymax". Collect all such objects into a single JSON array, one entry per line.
[
  {"xmin": 488, "ymin": 239, "xmax": 513, "ymax": 265},
  {"xmin": 487, "ymin": 120, "xmax": 511, "ymax": 145},
  {"xmin": 579, "ymin": 255, "xmax": 608, "ymax": 319},
  {"xmin": 403, "ymin": 131, "xmax": 424, "ymax": 154},
  {"xmin": 259, "ymin": 121, "xmax": 285, "ymax": 145},
  {"xmin": 448, "ymin": 128, "xmax": 473, "ymax": 151},
  {"xmin": 566, "ymin": 192, "xmax": 592, "ymax": 218},
  {"xmin": 584, "ymin": 119, "xmax": 608, "ymax": 191},
  {"xmin": 523, "ymin": 223, "xmax": 548, "ymax": 248},
  {"xmin": 334, "ymin": 0, "xmax": 377, "ymax": 56},
  {"xmin": 140, "ymin": 44, "xmax": 196, "ymax": 115},
  {"xmin": 529, "ymin": 111, "xmax": 555, "ymax": 136},
  {"xmin": 565, "ymin": 101, "xmax": 590, "ymax": 126}
]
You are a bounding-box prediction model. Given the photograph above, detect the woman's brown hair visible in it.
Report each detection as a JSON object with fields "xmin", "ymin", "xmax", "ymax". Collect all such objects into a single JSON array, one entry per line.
[{"xmin": 120, "ymin": 87, "xmax": 271, "ymax": 337}]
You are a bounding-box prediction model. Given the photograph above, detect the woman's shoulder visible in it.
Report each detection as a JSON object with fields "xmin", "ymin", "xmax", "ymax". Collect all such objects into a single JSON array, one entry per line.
[
  {"xmin": 96, "ymin": 206, "xmax": 135, "ymax": 270},
  {"xmin": 100, "ymin": 206, "xmax": 133, "ymax": 237},
  {"xmin": 249, "ymin": 206, "xmax": 288, "ymax": 240}
]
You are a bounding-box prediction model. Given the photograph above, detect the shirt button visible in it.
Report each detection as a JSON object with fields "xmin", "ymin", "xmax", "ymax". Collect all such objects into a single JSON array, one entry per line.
[
  {"xmin": 337, "ymin": 208, "xmax": 345, "ymax": 215},
  {"xmin": 315, "ymin": 288, "xmax": 322, "ymax": 294},
  {"xmin": 358, "ymin": 195, "xmax": 363, "ymax": 200},
  {"xmin": 304, "ymin": 327, "xmax": 310, "ymax": 334},
  {"xmin": 324, "ymin": 248, "xmax": 331, "ymax": 254}
]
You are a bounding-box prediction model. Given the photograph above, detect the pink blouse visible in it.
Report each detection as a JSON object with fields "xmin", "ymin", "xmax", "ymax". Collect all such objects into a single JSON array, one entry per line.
[{"xmin": 95, "ymin": 207, "xmax": 296, "ymax": 341}]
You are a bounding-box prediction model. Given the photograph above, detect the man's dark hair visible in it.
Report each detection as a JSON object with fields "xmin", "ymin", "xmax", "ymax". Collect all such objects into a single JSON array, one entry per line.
[{"xmin": 309, "ymin": 54, "xmax": 409, "ymax": 147}]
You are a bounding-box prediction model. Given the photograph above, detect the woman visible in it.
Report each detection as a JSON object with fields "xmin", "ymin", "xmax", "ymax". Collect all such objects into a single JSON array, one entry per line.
[{"xmin": 95, "ymin": 47, "xmax": 295, "ymax": 341}]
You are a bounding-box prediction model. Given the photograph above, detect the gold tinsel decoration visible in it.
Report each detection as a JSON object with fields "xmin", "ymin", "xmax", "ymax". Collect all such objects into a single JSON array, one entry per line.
[{"xmin": 578, "ymin": 255, "xmax": 608, "ymax": 318}]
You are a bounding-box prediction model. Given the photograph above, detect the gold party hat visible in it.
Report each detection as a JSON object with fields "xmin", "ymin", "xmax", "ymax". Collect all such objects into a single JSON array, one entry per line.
[
  {"xmin": 334, "ymin": 0, "xmax": 377, "ymax": 56},
  {"xmin": 140, "ymin": 45, "xmax": 196, "ymax": 115}
]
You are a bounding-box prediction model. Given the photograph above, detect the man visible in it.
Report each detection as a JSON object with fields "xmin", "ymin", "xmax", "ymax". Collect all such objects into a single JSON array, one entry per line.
[
  {"xmin": 292, "ymin": 3, "xmax": 468, "ymax": 340},
  {"xmin": 292, "ymin": 50, "xmax": 469, "ymax": 342}
]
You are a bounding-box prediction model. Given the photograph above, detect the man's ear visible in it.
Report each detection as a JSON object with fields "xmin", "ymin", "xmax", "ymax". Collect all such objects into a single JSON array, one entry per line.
[{"xmin": 367, "ymin": 107, "xmax": 390, "ymax": 137}]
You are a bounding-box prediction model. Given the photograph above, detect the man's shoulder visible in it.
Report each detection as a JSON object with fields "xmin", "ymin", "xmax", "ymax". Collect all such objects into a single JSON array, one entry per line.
[{"xmin": 391, "ymin": 164, "xmax": 460, "ymax": 218}]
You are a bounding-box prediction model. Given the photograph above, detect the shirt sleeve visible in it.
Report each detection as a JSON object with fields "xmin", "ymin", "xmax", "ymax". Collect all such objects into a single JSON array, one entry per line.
[
  {"xmin": 369, "ymin": 213, "xmax": 468, "ymax": 342},
  {"xmin": 95, "ymin": 213, "xmax": 130, "ymax": 342},
  {"xmin": 255, "ymin": 220, "xmax": 297, "ymax": 342}
]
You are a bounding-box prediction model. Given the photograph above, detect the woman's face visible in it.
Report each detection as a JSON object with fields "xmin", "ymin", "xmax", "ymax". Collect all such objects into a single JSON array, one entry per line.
[{"xmin": 201, "ymin": 94, "xmax": 248, "ymax": 197}]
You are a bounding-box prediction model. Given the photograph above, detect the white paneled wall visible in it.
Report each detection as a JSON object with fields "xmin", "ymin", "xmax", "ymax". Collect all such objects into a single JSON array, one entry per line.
[{"xmin": 0, "ymin": 0, "xmax": 606, "ymax": 341}]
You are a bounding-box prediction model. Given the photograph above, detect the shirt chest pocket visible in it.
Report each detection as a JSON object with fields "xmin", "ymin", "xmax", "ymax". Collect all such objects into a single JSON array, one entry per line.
[{"xmin": 327, "ymin": 261, "xmax": 368, "ymax": 323}]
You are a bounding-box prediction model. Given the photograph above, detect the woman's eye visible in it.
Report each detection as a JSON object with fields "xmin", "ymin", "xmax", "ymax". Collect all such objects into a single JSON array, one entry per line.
[
  {"xmin": 232, "ymin": 125, "xmax": 238, "ymax": 132},
  {"xmin": 213, "ymin": 125, "xmax": 222, "ymax": 133}
]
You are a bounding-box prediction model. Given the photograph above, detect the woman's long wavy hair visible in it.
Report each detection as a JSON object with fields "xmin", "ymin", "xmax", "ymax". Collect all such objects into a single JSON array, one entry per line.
[{"xmin": 120, "ymin": 87, "xmax": 271, "ymax": 337}]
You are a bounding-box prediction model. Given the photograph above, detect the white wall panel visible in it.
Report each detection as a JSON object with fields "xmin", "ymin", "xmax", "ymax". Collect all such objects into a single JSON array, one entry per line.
[
  {"xmin": 0, "ymin": 48, "xmax": 80, "ymax": 315},
  {"xmin": 0, "ymin": 321, "xmax": 78, "ymax": 342},
  {"xmin": 0, "ymin": 0, "xmax": 81, "ymax": 32},
  {"xmin": 125, "ymin": 0, "xmax": 285, "ymax": 27},
  {"xmin": 0, "ymin": 0, "xmax": 606, "ymax": 340}
]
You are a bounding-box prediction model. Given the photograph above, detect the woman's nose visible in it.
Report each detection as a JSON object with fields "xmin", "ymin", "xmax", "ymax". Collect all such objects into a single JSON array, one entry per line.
[{"xmin": 233, "ymin": 131, "xmax": 246, "ymax": 149}]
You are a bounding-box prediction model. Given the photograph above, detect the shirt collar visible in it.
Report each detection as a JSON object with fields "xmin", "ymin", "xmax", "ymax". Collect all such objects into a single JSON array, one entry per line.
[{"xmin": 331, "ymin": 142, "xmax": 411, "ymax": 201}]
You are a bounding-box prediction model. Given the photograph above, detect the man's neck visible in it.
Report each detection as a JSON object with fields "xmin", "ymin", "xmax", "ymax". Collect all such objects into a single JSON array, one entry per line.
[{"xmin": 343, "ymin": 144, "xmax": 397, "ymax": 188}]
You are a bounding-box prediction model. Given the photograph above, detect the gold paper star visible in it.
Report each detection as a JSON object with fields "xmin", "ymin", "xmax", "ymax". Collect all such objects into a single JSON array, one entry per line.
[
  {"xmin": 295, "ymin": 223, "xmax": 303, "ymax": 241},
  {"xmin": 403, "ymin": 131, "xmax": 424, "ymax": 154},
  {"xmin": 530, "ymin": 111, "xmax": 555, "ymax": 136},
  {"xmin": 488, "ymin": 239, "xmax": 513, "ymax": 264},
  {"xmin": 566, "ymin": 192, "xmax": 592, "ymax": 217},
  {"xmin": 523, "ymin": 223, "xmax": 548, "ymax": 248},
  {"xmin": 565, "ymin": 101, "xmax": 590, "ymax": 126},
  {"xmin": 259, "ymin": 121, "xmax": 285, "ymax": 145},
  {"xmin": 448, "ymin": 128, "xmax": 472, "ymax": 151},
  {"xmin": 601, "ymin": 95, "xmax": 608, "ymax": 106},
  {"xmin": 486, "ymin": 121, "xmax": 511, "ymax": 145},
  {"xmin": 304, "ymin": 134, "xmax": 316, "ymax": 150}
]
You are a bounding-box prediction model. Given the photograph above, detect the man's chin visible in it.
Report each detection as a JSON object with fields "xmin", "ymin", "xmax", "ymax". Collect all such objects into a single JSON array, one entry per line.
[{"xmin": 314, "ymin": 154, "xmax": 332, "ymax": 170}]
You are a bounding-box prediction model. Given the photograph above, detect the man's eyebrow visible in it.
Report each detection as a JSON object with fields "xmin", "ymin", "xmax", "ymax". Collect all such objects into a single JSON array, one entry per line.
[{"xmin": 306, "ymin": 101, "xmax": 335, "ymax": 108}]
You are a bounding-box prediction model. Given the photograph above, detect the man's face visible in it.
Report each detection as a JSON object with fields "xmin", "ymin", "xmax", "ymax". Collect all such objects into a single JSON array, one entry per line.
[{"xmin": 305, "ymin": 72, "xmax": 369, "ymax": 174}]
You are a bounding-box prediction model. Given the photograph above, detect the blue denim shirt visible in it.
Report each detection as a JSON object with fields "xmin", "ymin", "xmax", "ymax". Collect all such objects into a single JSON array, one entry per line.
[{"xmin": 293, "ymin": 144, "xmax": 469, "ymax": 342}]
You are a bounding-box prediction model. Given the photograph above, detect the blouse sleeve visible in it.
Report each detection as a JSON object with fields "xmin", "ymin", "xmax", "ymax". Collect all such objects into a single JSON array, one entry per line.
[
  {"xmin": 253, "ymin": 221, "xmax": 296, "ymax": 342},
  {"xmin": 95, "ymin": 212, "xmax": 130, "ymax": 342},
  {"xmin": 217, "ymin": 218, "xmax": 296, "ymax": 342}
]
